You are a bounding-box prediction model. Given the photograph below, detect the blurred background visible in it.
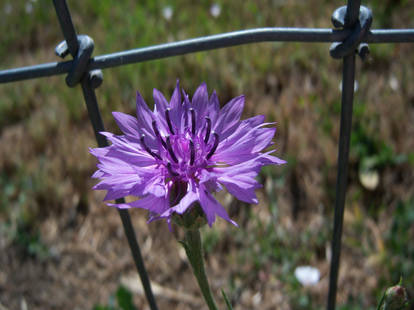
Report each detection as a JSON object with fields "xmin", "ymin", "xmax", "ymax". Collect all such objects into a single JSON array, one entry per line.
[{"xmin": 0, "ymin": 0, "xmax": 413, "ymax": 309}]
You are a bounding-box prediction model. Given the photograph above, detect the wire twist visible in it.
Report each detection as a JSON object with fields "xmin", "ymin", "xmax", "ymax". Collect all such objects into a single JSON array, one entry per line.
[
  {"xmin": 55, "ymin": 35, "xmax": 103, "ymax": 88},
  {"xmin": 330, "ymin": 5, "xmax": 372, "ymax": 59}
]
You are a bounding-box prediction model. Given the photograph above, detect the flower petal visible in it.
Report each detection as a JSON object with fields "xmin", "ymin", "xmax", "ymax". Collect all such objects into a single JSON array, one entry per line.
[
  {"xmin": 213, "ymin": 124, "xmax": 277, "ymax": 165},
  {"xmin": 218, "ymin": 175, "xmax": 260, "ymax": 204},
  {"xmin": 152, "ymin": 88, "xmax": 170, "ymax": 135},
  {"xmin": 108, "ymin": 195, "xmax": 168, "ymax": 213},
  {"xmin": 169, "ymin": 80, "xmax": 182, "ymax": 130},
  {"xmin": 206, "ymin": 158, "xmax": 266, "ymax": 204},
  {"xmin": 98, "ymin": 132, "xmax": 156, "ymax": 167},
  {"xmin": 112, "ymin": 112, "xmax": 139, "ymax": 138},
  {"xmin": 191, "ymin": 82, "xmax": 209, "ymax": 131},
  {"xmin": 136, "ymin": 91, "xmax": 157, "ymax": 146},
  {"xmin": 199, "ymin": 184, "xmax": 237, "ymax": 227},
  {"xmin": 153, "ymin": 88, "xmax": 168, "ymax": 114},
  {"xmin": 214, "ymin": 95, "xmax": 244, "ymax": 140},
  {"xmin": 208, "ymin": 90, "xmax": 220, "ymax": 123}
]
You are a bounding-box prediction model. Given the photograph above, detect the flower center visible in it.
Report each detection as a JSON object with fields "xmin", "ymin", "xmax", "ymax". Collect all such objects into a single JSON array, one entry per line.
[{"xmin": 141, "ymin": 110, "xmax": 220, "ymax": 180}]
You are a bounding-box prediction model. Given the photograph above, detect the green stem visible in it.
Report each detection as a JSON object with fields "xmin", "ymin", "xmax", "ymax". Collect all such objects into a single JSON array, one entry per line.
[
  {"xmin": 182, "ymin": 229, "xmax": 219, "ymax": 310},
  {"xmin": 376, "ymin": 291, "xmax": 386, "ymax": 310}
]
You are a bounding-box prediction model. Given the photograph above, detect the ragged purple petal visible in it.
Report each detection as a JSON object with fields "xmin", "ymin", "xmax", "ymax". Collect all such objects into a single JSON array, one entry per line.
[
  {"xmin": 199, "ymin": 183, "xmax": 237, "ymax": 227},
  {"xmin": 108, "ymin": 195, "xmax": 168, "ymax": 213},
  {"xmin": 191, "ymin": 82, "xmax": 209, "ymax": 131},
  {"xmin": 214, "ymin": 95, "xmax": 244, "ymax": 140}
]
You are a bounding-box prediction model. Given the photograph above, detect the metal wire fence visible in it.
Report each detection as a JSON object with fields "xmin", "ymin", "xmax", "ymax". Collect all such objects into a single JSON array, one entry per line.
[{"xmin": 1, "ymin": 0, "xmax": 413, "ymax": 309}]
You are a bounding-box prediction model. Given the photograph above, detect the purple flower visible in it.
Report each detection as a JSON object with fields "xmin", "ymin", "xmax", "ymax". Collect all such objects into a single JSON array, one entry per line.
[{"xmin": 90, "ymin": 82, "xmax": 286, "ymax": 227}]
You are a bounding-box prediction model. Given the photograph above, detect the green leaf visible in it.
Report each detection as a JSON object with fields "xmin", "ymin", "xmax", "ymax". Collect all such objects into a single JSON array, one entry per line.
[{"xmin": 116, "ymin": 286, "xmax": 136, "ymax": 310}]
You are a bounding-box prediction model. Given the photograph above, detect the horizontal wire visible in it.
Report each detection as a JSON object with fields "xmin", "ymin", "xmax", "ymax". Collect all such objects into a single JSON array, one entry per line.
[{"xmin": 1, "ymin": 28, "xmax": 414, "ymax": 84}]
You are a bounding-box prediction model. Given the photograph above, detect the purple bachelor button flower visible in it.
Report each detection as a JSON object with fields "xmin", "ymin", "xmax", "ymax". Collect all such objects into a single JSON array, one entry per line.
[{"xmin": 90, "ymin": 81, "xmax": 286, "ymax": 227}]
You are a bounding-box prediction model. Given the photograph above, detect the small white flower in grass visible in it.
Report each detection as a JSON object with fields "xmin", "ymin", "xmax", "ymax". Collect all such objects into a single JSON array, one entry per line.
[
  {"xmin": 359, "ymin": 157, "xmax": 380, "ymax": 191},
  {"xmin": 210, "ymin": 3, "xmax": 221, "ymax": 18},
  {"xmin": 359, "ymin": 169, "xmax": 379, "ymax": 190},
  {"xmin": 389, "ymin": 75, "xmax": 399, "ymax": 91},
  {"xmin": 294, "ymin": 266, "xmax": 320, "ymax": 286},
  {"xmin": 162, "ymin": 6, "xmax": 173, "ymax": 21}
]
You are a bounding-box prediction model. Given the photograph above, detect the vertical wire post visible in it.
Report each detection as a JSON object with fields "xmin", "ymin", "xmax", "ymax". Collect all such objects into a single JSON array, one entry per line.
[
  {"xmin": 80, "ymin": 65, "xmax": 159, "ymax": 310},
  {"xmin": 52, "ymin": 0, "xmax": 79, "ymax": 57},
  {"xmin": 327, "ymin": 55, "xmax": 355, "ymax": 310},
  {"xmin": 327, "ymin": 1, "xmax": 360, "ymax": 309},
  {"xmin": 52, "ymin": 1, "xmax": 158, "ymax": 309}
]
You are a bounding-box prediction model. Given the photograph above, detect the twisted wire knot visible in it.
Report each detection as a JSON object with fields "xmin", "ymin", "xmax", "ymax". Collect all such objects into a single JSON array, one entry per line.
[
  {"xmin": 55, "ymin": 35, "xmax": 103, "ymax": 89},
  {"xmin": 330, "ymin": 5, "xmax": 372, "ymax": 60}
]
